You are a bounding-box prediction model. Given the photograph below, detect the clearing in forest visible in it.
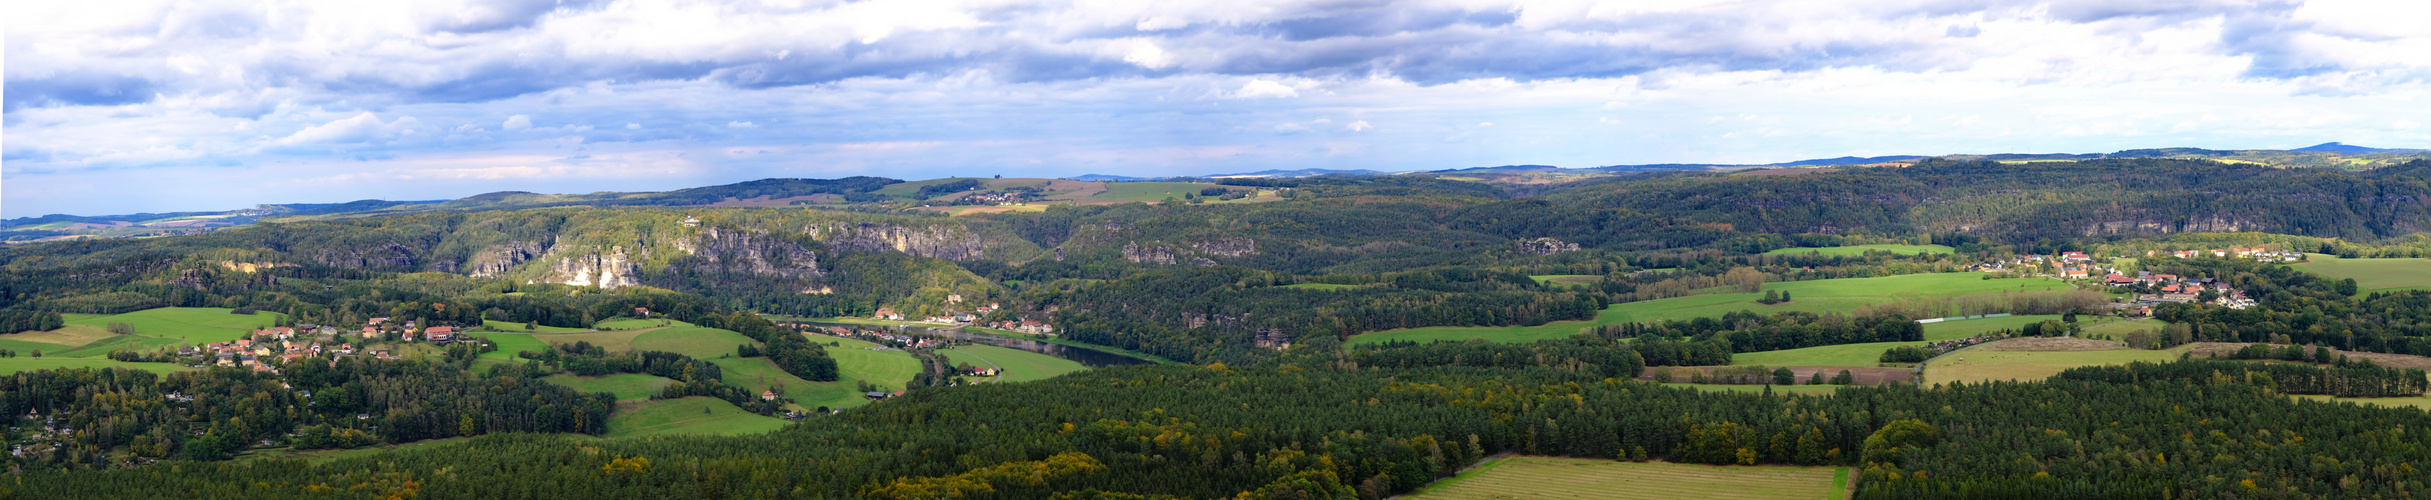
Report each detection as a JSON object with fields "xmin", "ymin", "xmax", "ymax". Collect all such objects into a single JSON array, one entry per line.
[
  {"xmin": 542, "ymin": 373, "xmax": 674, "ymax": 402},
  {"xmin": 1408, "ymin": 457, "xmax": 1847, "ymax": 500},
  {"xmin": 1729, "ymin": 315, "xmax": 2072, "ymax": 367},
  {"xmin": 772, "ymin": 335, "xmax": 924, "ymax": 411},
  {"xmin": 1351, "ymin": 273, "xmax": 2068, "ymax": 346},
  {"xmin": 606, "ymin": 396, "xmax": 789, "ymax": 437},
  {"xmin": 1922, "ymin": 339, "xmax": 2173, "ymax": 386},
  {"xmin": 1760, "ymin": 244, "xmax": 1955, "ymax": 257},
  {"xmin": 939, "ymin": 344, "xmax": 1087, "ymax": 383},
  {"xmin": 1531, "ymin": 275, "xmax": 1601, "ymax": 286},
  {"xmin": 2292, "ymin": 253, "xmax": 2431, "ymax": 292}
]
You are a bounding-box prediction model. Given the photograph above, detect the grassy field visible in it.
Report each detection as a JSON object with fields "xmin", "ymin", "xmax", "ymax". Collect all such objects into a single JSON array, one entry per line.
[
  {"xmin": 480, "ymin": 333, "xmax": 548, "ymax": 360},
  {"xmin": 475, "ymin": 320, "xmax": 589, "ymax": 333},
  {"xmin": 958, "ymin": 327, "xmax": 1182, "ymax": 364},
  {"xmin": 1091, "ymin": 181, "xmax": 1219, "ymax": 201},
  {"xmin": 1409, "ymin": 457, "xmax": 1846, "ymax": 500},
  {"xmin": 606, "ymin": 397, "xmax": 790, "ymax": 437},
  {"xmin": 0, "ymin": 358, "xmax": 195, "ymax": 375},
  {"xmin": 542, "ymin": 373, "xmax": 673, "ymax": 402},
  {"xmin": 530, "ymin": 329, "xmax": 650, "ymax": 352},
  {"xmin": 1352, "ymin": 273, "xmax": 2069, "ymax": 346},
  {"xmin": 631, "ymin": 325, "xmax": 761, "ymax": 359},
  {"xmin": 1531, "ymin": 275, "xmax": 1601, "ymax": 286},
  {"xmin": 1923, "ymin": 348, "xmax": 2176, "ymax": 386},
  {"xmin": 940, "ymin": 344, "xmax": 1088, "ymax": 383},
  {"xmin": 2294, "ymin": 394, "xmax": 2431, "ymax": 411},
  {"xmin": 2082, "ymin": 319, "xmax": 2165, "ymax": 337},
  {"xmin": 2293, "ymin": 253, "xmax": 2431, "ymax": 292},
  {"xmin": 594, "ymin": 317, "xmax": 673, "ymax": 330},
  {"xmin": 1761, "ymin": 244, "xmax": 1954, "ymax": 256},
  {"xmin": 38, "ymin": 307, "xmax": 285, "ymax": 347},
  {"xmin": 1729, "ymin": 341, "xmax": 1929, "ymax": 368},
  {"xmin": 237, "ymin": 437, "xmax": 472, "ymax": 464},
  {"xmin": 752, "ymin": 335, "xmax": 924, "ymax": 411}
]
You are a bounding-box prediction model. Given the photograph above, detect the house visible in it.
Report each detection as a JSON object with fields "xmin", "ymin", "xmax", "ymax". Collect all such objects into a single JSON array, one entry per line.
[
  {"xmin": 368, "ymin": 317, "xmax": 388, "ymax": 326},
  {"xmin": 865, "ymin": 391, "xmax": 892, "ymax": 400},
  {"xmin": 761, "ymin": 390, "xmax": 779, "ymax": 401},
  {"xmin": 634, "ymin": 307, "xmax": 651, "ymax": 317},
  {"xmin": 681, "ymin": 216, "xmax": 701, "ymax": 227},
  {"xmin": 425, "ymin": 326, "xmax": 455, "ymax": 343},
  {"xmin": 361, "ymin": 326, "xmax": 381, "ymax": 338},
  {"xmin": 2105, "ymin": 273, "xmax": 2134, "ymax": 286},
  {"xmin": 2061, "ymin": 251, "xmax": 2091, "ymax": 262}
]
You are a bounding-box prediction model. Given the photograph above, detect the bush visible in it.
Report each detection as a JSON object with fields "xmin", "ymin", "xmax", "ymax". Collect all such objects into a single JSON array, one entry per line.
[{"xmin": 1879, "ymin": 346, "xmax": 1933, "ymax": 363}]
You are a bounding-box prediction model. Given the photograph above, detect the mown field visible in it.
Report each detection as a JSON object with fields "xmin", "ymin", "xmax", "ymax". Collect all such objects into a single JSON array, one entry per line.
[
  {"xmin": 2293, "ymin": 253, "xmax": 2431, "ymax": 292},
  {"xmin": 606, "ymin": 397, "xmax": 790, "ymax": 437},
  {"xmin": 1408, "ymin": 456, "xmax": 1848, "ymax": 500},
  {"xmin": 475, "ymin": 320, "xmax": 589, "ymax": 333},
  {"xmin": 542, "ymin": 373, "xmax": 674, "ymax": 402},
  {"xmin": 939, "ymin": 344, "xmax": 1088, "ymax": 383},
  {"xmin": 781, "ymin": 335, "xmax": 924, "ymax": 411},
  {"xmin": 479, "ymin": 333, "xmax": 548, "ymax": 360},
  {"xmin": 1922, "ymin": 346, "xmax": 2175, "ymax": 386},
  {"xmin": 1530, "ymin": 275, "xmax": 1600, "ymax": 286},
  {"xmin": 0, "ymin": 307, "xmax": 288, "ymax": 373},
  {"xmin": 1352, "ymin": 273, "xmax": 2070, "ymax": 346},
  {"xmin": 1727, "ymin": 315, "xmax": 2083, "ymax": 367},
  {"xmin": 1091, "ymin": 181, "xmax": 1220, "ymax": 201},
  {"xmin": 1760, "ymin": 244, "xmax": 1955, "ymax": 256}
]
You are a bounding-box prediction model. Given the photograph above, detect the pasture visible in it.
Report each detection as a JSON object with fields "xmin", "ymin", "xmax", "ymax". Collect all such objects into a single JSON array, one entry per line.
[
  {"xmin": 940, "ymin": 344, "xmax": 1087, "ymax": 383},
  {"xmin": 542, "ymin": 373, "xmax": 673, "ymax": 402},
  {"xmin": 1351, "ymin": 273, "xmax": 2069, "ymax": 346},
  {"xmin": 1761, "ymin": 244, "xmax": 1955, "ymax": 257},
  {"xmin": 631, "ymin": 324, "xmax": 761, "ymax": 359},
  {"xmin": 607, "ymin": 397, "xmax": 790, "ymax": 437},
  {"xmin": 61, "ymin": 307, "xmax": 283, "ymax": 345},
  {"xmin": 1408, "ymin": 457, "xmax": 1847, "ymax": 500},
  {"xmin": 1091, "ymin": 181, "xmax": 1219, "ymax": 201},
  {"xmin": 2293, "ymin": 253, "xmax": 2431, "ymax": 292},
  {"xmin": 0, "ymin": 358, "xmax": 194, "ymax": 375},
  {"xmin": 2293, "ymin": 394, "xmax": 2431, "ymax": 411},
  {"xmin": 747, "ymin": 335, "xmax": 923, "ymax": 411},
  {"xmin": 476, "ymin": 320, "xmax": 588, "ymax": 333},
  {"xmin": 1531, "ymin": 275, "xmax": 1601, "ymax": 286},
  {"xmin": 480, "ymin": 333, "xmax": 548, "ymax": 360},
  {"xmin": 530, "ymin": 329, "xmax": 649, "ymax": 352},
  {"xmin": 1922, "ymin": 343, "xmax": 2174, "ymax": 386}
]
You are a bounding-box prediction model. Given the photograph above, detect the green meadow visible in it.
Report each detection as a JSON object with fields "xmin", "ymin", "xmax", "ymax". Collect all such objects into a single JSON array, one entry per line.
[
  {"xmin": 1729, "ymin": 315, "xmax": 2110, "ymax": 367},
  {"xmin": 1092, "ymin": 181, "xmax": 1220, "ymax": 201},
  {"xmin": 1351, "ymin": 273, "xmax": 2070, "ymax": 346},
  {"xmin": 760, "ymin": 335, "xmax": 923, "ymax": 411},
  {"xmin": 0, "ymin": 358, "xmax": 195, "ymax": 375},
  {"xmin": 1761, "ymin": 244, "xmax": 1955, "ymax": 256},
  {"xmin": 606, "ymin": 397, "xmax": 790, "ymax": 437},
  {"xmin": 940, "ymin": 344, "xmax": 1088, "ymax": 383},
  {"xmin": 540, "ymin": 373, "xmax": 673, "ymax": 402},
  {"xmin": 2293, "ymin": 253, "xmax": 2431, "ymax": 292}
]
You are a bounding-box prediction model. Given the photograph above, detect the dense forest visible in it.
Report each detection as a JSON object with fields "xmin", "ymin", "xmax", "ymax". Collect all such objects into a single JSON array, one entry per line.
[{"xmin": 5, "ymin": 352, "xmax": 2427, "ymax": 498}]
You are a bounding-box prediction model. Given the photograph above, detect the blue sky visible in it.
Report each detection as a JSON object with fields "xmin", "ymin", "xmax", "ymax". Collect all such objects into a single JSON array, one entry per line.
[{"xmin": 7, "ymin": 0, "xmax": 2431, "ymax": 217}]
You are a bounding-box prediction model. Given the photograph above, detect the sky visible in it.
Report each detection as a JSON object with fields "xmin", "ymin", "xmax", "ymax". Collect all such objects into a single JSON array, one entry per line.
[{"xmin": 7, "ymin": 0, "xmax": 2431, "ymax": 217}]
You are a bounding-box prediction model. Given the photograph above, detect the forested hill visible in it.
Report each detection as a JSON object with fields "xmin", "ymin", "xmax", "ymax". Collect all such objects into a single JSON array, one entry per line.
[{"xmin": 1541, "ymin": 158, "xmax": 2431, "ymax": 241}]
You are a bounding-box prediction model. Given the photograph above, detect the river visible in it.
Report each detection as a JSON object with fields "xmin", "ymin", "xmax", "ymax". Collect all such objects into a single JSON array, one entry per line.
[{"xmin": 804, "ymin": 322, "xmax": 1155, "ymax": 367}]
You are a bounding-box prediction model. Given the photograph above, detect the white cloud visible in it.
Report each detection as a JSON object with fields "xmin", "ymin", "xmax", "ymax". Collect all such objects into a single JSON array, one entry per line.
[
  {"xmin": 503, "ymin": 115, "xmax": 532, "ymax": 131},
  {"xmin": 270, "ymin": 112, "xmax": 421, "ymax": 148},
  {"xmin": 1232, "ymin": 80, "xmax": 1299, "ymax": 99},
  {"xmin": 728, "ymin": 121, "xmax": 758, "ymax": 128},
  {"xmin": 1345, "ymin": 120, "xmax": 1372, "ymax": 131}
]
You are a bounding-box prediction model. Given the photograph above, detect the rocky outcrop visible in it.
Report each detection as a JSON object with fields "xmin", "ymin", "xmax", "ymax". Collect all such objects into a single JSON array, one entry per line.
[
  {"xmin": 466, "ymin": 241, "xmax": 549, "ymax": 278},
  {"xmin": 1515, "ymin": 237, "xmax": 1580, "ymax": 256},
  {"xmin": 810, "ymin": 222, "xmax": 994, "ymax": 261},
  {"xmin": 1193, "ymin": 237, "xmax": 1257, "ymax": 257},
  {"xmin": 543, "ymin": 246, "xmax": 641, "ymax": 289},
  {"xmin": 308, "ymin": 243, "xmax": 419, "ymax": 269},
  {"xmin": 675, "ymin": 226, "xmax": 825, "ymax": 280},
  {"xmin": 1122, "ymin": 242, "xmax": 1177, "ymax": 265},
  {"xmin": 2081, "ymin": 216, "xmax": 2257, "ymax": 236}
]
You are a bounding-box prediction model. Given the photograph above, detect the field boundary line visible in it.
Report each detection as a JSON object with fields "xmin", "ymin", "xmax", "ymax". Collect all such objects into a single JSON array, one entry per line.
[{"xmin": 1399, "ymin": 452, "xmax": 1515, "ymax": 497}]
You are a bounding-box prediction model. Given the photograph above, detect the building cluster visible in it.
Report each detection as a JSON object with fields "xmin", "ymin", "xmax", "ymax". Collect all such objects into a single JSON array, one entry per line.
[
  {"xmin": 982, "ymin": 320, "xmax": 1057, "ymax": 335},
  {"xmin": 2146, "ymin": 247, "xmax": 2304, "ymax": 262},
  {"xmin": 2110, "ymin": 272, "xmax": 2256, "ymax": 309},
  {"xmin": 1969, "ymin": 251, "xmax": 2121, "ymax": 279}
]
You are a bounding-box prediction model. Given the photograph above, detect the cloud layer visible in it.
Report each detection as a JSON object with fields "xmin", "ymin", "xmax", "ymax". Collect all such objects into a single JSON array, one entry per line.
[{"xmin": 7, "ymin": 0, "xmax": 2431, "ymax": 216}]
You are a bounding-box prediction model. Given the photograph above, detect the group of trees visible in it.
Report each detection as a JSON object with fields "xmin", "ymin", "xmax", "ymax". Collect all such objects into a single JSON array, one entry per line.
[
  {"xmin": 1049, "ymin": 267, "xmax": 1603, "ymax": 363},
  {"xmin": 1588, "ymin": 310, "xmax": 1924, "ymax": 360},
  {"xmin": 1, "ymin": 359, "xmax": 616, "ymax": 468},
  {"xmin": 11, "ymin": 351, "xmax": 2431, "ymax": 498},
  {"xmin": 514, "ymin": 341, "xmax": 789, "ymax": 413},
  {"xmin": 0, "ymin": 310, "xmax": 62, "ymax": 334}
]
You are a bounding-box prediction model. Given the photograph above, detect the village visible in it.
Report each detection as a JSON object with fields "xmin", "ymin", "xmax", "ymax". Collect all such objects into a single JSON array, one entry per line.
[
  {"xmin": 1967, "ymin": 247, "xmax": 2287, "ymax": 314},
  {"xmin": 184, "ymin": 317, "xmax": 472, "ymax": 373}
]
